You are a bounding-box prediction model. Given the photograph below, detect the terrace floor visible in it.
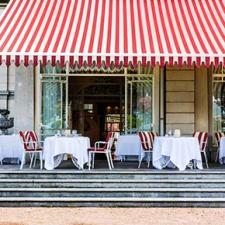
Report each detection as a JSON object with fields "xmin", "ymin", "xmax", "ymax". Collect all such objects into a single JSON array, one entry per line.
[{"xmin": 1, "ymin": 160, "xmax": 225, "ymax": 171}]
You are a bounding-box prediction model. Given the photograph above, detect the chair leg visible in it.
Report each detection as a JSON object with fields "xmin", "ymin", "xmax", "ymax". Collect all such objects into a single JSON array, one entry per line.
[
  {"xmin": 204, "ymin": 151, "xmax": 209, "ymax": 168},
  {"xmin": 40, "ymin": 152, "xmax": 43, "ymax": 170},
  {"xmin": 88, "ymin": 152, "xmax": 91, "ymax": 170},
  {"xmin": 106, "ymin": 153, "xmax": 112, "ymax": 170},
  {"xmin": 34, "ymin": 153, "xmax": 38, "ymax": 168},
  {"xmin": 92, "ymin": 153, "xmax": 95, "ymax": 169},
  {"xmin": 138, "ymin": 158, "xmax": 142, "ymax": 168},
  {"xmin": 29, "ymin": 153, "xmax": 34, "ymax": 168},
  {"xmin": 20, "ymin": 152, "xmax": 26, "ymax": 170},
  {"xmin": 147, "ymin": 152, "xmax": 151, "ymax": 168},
  {"xmin": 109, "ymin": 153, "xmax": 114, "ymax": 168},
  {"xmin": 215, "ymin": 148, "xmax": 219, "ymax": 163}
]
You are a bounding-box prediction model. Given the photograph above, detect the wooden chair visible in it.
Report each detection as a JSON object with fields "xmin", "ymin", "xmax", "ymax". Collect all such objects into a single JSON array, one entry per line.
[
  {"xmin": 138, "ymin": 131, "xmax": 158, "ymax": 168},
  {"xmin": 88, "ymin": 132, "xmax": 114, "ymax": 170},
  {"xmin": 193, "ymin": 131, "xmax": 209, "ymax": 168},
  {"xmin": 19, "ymin": 131, "xmax": 43, "ymax": 169}
]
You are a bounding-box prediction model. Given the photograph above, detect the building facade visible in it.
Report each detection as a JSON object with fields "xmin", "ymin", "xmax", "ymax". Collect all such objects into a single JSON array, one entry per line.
[{"xmin": 0, "ymin": 0, "xmax": 224, "ymax": 156}]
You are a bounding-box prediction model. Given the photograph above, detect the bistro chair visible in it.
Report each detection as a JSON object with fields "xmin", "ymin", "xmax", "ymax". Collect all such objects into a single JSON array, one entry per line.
[
  {"xmin": 88, "ymin": 132, "xmax": 114, "ymax": 170},
  {"xmin": 215, "ymin": 132, "xmax": 225, "ymax": 162},
  {"xmin": 19, "ymin": 131, "xmax": 43, "ymax": 169},
  {"xmin": 193, "ymin": 131, "xmax": 209, "ymax": 168},
  {"xmin": 138, "ymin": 131, "xmax": 158, "ymax": 168}
]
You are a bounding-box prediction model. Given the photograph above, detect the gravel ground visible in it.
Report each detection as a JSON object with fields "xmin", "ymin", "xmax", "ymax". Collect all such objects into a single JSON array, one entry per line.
[{"xmin": 0, "ymin": 208, "xmax": 224, "ymax": 225}]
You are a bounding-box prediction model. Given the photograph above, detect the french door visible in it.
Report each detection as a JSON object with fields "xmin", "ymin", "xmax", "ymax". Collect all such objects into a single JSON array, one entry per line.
[
  {"xmin": 125, "ymin": 75, "xmax": 153, "ymax": 134},
  {"xmin": 39, "ymin": 72, "xmax": 153, "ymax": 137},
  {"xmin": 40, "ymin": 75, "xmax": 68, "ymax": 138}
]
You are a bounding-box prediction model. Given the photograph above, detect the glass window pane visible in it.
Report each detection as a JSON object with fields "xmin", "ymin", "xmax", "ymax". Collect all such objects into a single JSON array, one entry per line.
[{"xmin": 127, "ymin": 76, "xmax": 153, "ymax": 133}]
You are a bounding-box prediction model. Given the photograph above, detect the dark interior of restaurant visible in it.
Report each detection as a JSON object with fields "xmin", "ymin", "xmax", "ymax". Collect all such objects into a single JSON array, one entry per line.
[{"xmin": 69, "ymin": 76, "xmax": 125, "ymax": 145}]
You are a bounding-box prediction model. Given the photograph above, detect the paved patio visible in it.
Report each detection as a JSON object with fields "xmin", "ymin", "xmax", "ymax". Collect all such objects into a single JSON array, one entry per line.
[{"xmin": 0, "ymin": 160, "xmax": 225, "ymax": 171}]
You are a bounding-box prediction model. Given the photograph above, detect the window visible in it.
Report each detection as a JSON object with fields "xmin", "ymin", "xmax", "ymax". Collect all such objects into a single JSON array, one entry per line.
[{"xmin": 213, "ymin": 68, "xmax": 225, "ymax": 135}]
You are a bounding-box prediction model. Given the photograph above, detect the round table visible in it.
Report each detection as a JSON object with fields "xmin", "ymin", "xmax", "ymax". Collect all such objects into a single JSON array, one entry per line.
[
  {"xmin": 153, "ymin": 136, "xmax": 203, "ymax": 170},
  {"xmin": 0, "ymin": 135, "xmax": 23, "ymax": 163},
  {"xmin": 43, "ymin": 136, "xmax": 90, "ymax": 170},
  {"xmin": 115, "ymin": 135, "xmax": 145, "ymax": 160},
  {"xmin": 219, "ymin": 137, "xmax": 225, "ymax": 164}
]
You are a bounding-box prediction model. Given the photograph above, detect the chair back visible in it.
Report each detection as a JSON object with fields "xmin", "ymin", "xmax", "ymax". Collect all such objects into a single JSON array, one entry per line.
[
  {"xmin": 29, "ymin": 131, "xmax": 39, "ymax": 149},
  {"xmin": 193, "ymin": 131, "xmax": 208, "ymax": 152},
  {"xmin": 19, "ymin": 131, "xmax": 39, "ymax": 151},
  {"xmin": 106, "ymin": 137, "xmax": 114, "ymax": 152},
  {"xmin": 138, "ymin": 131, "xmax": 158, "ymax": 151},
  {"xmin": 105, "ymin": 132, "xmax": 114, "ymax": 142},
  {"xmin": 19, "ymin": 131, "xmax": 33, "ymax": 151},
  {"xmin": 215, "ymin": 132, "xmax": 225, "ymax": 146},
  {"xmin": 103, "ymin": 132, "xmax": 114, "ymax": 148}
]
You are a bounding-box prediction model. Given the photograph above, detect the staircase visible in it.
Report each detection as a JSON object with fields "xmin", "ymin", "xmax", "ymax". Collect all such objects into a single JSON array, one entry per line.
[{"xmin": 0, "ymin": 170, "xmax": 225, "ymax": 207}]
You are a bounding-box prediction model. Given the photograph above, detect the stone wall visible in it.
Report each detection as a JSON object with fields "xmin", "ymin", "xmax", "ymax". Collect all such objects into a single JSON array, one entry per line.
[
  {"xmin": 0, "ymin": 63, "xmax": 34, "ymax": 133},
  {"xmin": 165, "ymin": 66, "xmax": 195, "ymax": 135}
]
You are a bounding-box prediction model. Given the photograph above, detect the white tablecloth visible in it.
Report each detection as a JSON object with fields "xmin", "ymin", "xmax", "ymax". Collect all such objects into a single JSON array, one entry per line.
[
  {"xmin": 115, "ymin": 135, "xmax": 144, "ymax": 160},
  {"xmin": 43, "ymin": 136, "xmax": 90, "ymax": 170},
  {"xmin": 153, "ymin": 136, "xmax": 203, "ymax": 171},
  {"xmin": 0, "ymin": 135, "xmax": 23, "ymax": 162},
  {"xmin": 219, "ymin": 137, "xmax": 225, "ymax": 164}
]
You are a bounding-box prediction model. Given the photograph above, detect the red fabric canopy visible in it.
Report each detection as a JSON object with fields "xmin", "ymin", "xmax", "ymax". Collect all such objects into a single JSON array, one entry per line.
[{"xmin": 0, "ymin": 0, "xmax": 224, "ymax": 67}]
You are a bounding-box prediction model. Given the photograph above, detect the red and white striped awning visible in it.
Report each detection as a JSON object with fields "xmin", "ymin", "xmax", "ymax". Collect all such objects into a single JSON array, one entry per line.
[{"xmin": 0, "ymin": 0, "xmax": 225, "ymax": 67}]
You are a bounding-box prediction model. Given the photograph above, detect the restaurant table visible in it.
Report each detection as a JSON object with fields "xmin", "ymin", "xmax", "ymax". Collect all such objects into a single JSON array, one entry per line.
[
  {"xmin": 153, "ymin": 136, "xmax": 203, "ymax": 171},
  {"xmin": 114, "ymin": 135, "xmax": 145, "ymax": 160},
  {"xmin": 0, "ymin": 135, "xmax": 23, "ymax": 163},
  {"xmin": 219, "ymin": 137, "xmax": 225, "ymax": 164},
  {"xmin": 43, "ymin": 136, "xmax": 90, "ymax": 170}
]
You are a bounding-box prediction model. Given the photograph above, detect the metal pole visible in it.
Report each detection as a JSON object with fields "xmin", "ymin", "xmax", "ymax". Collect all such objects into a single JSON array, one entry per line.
[
  {"xmin": 124, "ymin": 68, "xmax": 128, "ymax": 134},
  {"xmin": 65, "ymin": 62, "xmax": 69, "ymax": 128},
  {"xmin": 130, "ymin": 81, "xmax": 133, "ymax": 134}
]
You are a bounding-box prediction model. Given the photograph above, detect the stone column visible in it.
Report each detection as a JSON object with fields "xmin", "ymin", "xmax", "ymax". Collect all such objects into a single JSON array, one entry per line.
[
  {"xmin": 14, "ymin": 64, "xmax": 34, "ymax": 132},
  {"xmin": 0, "ymin": 64, "xmax": 8, "ymax": 110}
]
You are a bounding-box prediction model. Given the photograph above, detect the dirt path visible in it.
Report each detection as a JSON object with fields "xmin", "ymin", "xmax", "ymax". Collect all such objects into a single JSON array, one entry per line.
[{"xmin": 0, "ymin": 208, "xmax": 223, "ymax": 225}]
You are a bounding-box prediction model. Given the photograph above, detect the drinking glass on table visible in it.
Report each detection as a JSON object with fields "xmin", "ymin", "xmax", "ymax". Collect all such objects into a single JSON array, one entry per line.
[
  {"xmin": 56, "ymin": 130, "xmax": 61, "ymax": 137},
  {"xmin": 72, "ymin": 130, "xmax": 78, "ymax": 136}
]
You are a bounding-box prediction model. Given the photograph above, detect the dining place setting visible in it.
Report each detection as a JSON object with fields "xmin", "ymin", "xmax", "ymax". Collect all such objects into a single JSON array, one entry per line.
[
  {"xmin": 43, "ymin": 129, "xmax": 90, "ymax": 170},
  {"xmin": 0, "ymin": 129, "xmax": 90, "ymax": 170},
  {"xmin": 0, "ymin": 127, "xmax": 225, "ymax": 171},
  {"xmin": 115, "ymin": 129, "xmax": 204, "ymax": 171}
]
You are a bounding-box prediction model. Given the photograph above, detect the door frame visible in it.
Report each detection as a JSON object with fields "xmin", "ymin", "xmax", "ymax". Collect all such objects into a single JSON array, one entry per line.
[{"xmin": 35, "ymin": 64, "xmax": 158, "ymax": 137}]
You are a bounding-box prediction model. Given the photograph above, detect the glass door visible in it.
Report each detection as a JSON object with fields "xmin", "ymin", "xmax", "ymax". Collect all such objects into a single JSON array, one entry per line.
[
  {"xmin": 125, "ymin": 75, "xmax": 153, "ymax": 134},
  {"xmin": 40, "ymin": 75, "xmax": 68, "ymax": 138}
]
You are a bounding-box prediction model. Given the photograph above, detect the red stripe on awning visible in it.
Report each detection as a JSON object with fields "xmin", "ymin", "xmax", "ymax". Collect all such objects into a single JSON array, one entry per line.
[{"xmin": 0, "ymin": 0, "xmax": 224, "ymax": 67}]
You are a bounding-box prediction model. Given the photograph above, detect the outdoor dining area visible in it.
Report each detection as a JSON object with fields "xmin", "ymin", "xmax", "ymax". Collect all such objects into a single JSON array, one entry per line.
[{"xmin": 1, "ymin": 129, "xmax": 225, "ymax": 171}]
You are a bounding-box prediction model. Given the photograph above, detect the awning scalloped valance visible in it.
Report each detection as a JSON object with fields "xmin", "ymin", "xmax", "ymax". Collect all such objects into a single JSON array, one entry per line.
[{"xmin": 0, "ymin": 0, "xmax": 225, "ymax": 68}]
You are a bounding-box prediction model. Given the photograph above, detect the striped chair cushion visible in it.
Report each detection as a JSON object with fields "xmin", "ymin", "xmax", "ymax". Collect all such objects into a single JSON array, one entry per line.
[
  {"xmin": 19, "ymin": 131, "xmax": 42, "ymax": 151},
  {"xmin": 87, "ymin": 147, "xmax": 105, "ymax": 152},
  {"xmin": 19, "ymin": 131, "xmax": 33, "ymax": 151},
  {"xmin": 193, "ymin": 131, "xmax": 208, "ymax": 152},
  {"xmin": 138, "ymin": 131, "xmax": 158, "ymax": 151},
  {"xmin": 215, "ymin": 132, "xmax": 225, "ymax": 146},
  {"xmin": 102, "ymin": 132, "xmax": 114, "ymax": 148},
  {"xmin": 105, "ymin": 132, "xmax": 114, "ymax": 142},
  {"xmin": 29, "ymin": 131, "xmax": 42, "ymax": 150}
]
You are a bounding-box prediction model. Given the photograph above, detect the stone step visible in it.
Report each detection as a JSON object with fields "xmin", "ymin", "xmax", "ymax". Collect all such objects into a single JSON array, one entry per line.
[
  {"xmin": 0, "ymin": 179, "xmax": 225, "ymax": 188},
  {"xmin": 1, "ymin": 170, "xmax": 225, "ymax": 180},
  {"xmin": 0, "ymin": 187, "xmax": 225, "ymax": 198},
  {"xmin": 1, "ymin": 170, "xmax": 225, "ymax": 207},
  {"xmin": 0, "ymin": 197, "xmax": 225, "ymax": 207}
]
